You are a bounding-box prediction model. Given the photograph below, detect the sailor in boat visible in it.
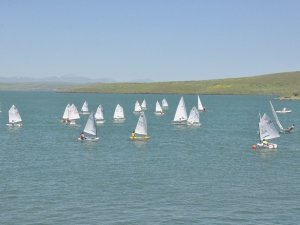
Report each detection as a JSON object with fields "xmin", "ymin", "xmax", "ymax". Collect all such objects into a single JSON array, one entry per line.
[
  {"xmin": 79, "ymin": 131, "xmax": 86, "ymax": 140},
  {"xmin": 262, "ymin": 139, "xmax": 269, "ymax": 147},
  {"xmin": 287, "ymin": 124, "xmax": 295, "ymax": 133},
  {"xmin": 131, "ymin": 130, "xmax": 136, "ymax": 138}
]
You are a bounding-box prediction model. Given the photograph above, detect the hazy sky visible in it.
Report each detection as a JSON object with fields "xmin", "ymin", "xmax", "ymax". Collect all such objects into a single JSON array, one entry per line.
[{"xmin": 0, "ymin": 0, "xmax": 299, "ymax": 81}]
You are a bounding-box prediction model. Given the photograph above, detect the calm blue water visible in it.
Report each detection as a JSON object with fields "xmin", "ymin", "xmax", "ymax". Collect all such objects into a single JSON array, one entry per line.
[{"xmin": 0, "ymin": 91, "xmax": 300, "ymax": 225}]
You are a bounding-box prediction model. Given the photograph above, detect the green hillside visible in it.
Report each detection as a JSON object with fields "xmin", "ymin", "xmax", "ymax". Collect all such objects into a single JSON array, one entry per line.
[{"xmin": 58, "ymin": 71, "xmax": 300, "ymax": 98}]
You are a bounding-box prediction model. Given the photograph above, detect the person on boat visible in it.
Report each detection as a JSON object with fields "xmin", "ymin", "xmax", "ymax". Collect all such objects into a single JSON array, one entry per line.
[
  {"xmin": 80, "ymin": 131, "xmax": 86, "ymax": 140},
  {"xmin": 287, "ymin": 124, "xmax": 295, "ymax": 133},
  {"xmin": 262, "ymin": 139, "xmax": 268, "ymax": 146},
  {"xmin": 131, "ymin": 130, "xmax": 136, "ymax": 138}
]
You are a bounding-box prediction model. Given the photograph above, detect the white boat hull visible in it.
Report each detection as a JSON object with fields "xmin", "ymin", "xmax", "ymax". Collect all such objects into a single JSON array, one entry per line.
[
  {"xmin": 78, "ymin": 137, "xmax": 99, "ymax": 142},
  {"xmin": 6, "ymin": 123, "xmax": 23, "ymax": 127},
  {"xmin": 257, "ymin": 143, "xmax": 277, "ymax": 149},
  {"xmin": 172, "ymin": 120, "xmax": 187, "ymax": 125}
]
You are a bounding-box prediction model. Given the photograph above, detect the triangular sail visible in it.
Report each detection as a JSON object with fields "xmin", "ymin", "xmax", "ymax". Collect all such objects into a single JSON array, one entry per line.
[
  {"xmin": 95, "ymin": 104, "xmax": 104, "ymax": 120},
  {"xmin": 259, "ymin": 113, "xmax": 280, "ymax": 141},
  {"xmin": 134, "ymin": 101, "xmax": 142, "ymax": 112},
  {"xmin": 81, "ymin": 101, "xmax": 89, "ymax": 113},
  {"xmin": 83, "ymin": 113, "xmax": 97, "ymax": 136},
  {"xmin": 155, "ymin": 101, "xmax": 163, "ymax": 113},
  {"xmin": 173, "ymin": 96, "xmax": 187, "ymax": 122},
  {"xmin": 114, "ymin": 104, "xmax": 124, "ymax": 119},
  {"xmin": 135, "ymin": 112, "xmax": 147, "ymax": 136},
  {"xmin": 269, "ymin": 101, "xmax": 284, "ymax": 131},
  {"xmin": 62, "ymin": 104, "xmax": 70, "ymax": 120},
  {"xmin": 187, "ymin": 106, "xmax": 200, "ymax": 124},
  {"xmin": 197, "ymin": 96, "xmax": 205, "ymax": 111},
  {"xmin": 8, "ymin": 105, "xmax": 22, "ymax": 123},
  {"xmin": 141, "ymin": 99, "xmax": 147, "ymax": 110},
  {"xmin": 162, "ymin": 98, "xmax": 168, "ymax": 109},
  {"xmin": 69, "ymin": 104, "xmax": 80, "ymax": 120}
]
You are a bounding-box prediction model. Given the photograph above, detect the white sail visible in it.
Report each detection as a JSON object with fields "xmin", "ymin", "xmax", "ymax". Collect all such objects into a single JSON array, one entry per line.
[
  {"xmin": 259, "ymin": 113, "xmax": 280, "ymax": 141},
  {"xmin": 80, "ymin": 101, "xmax": 89, "ymax": 114},
  {"xmin": 162, "ymin": 98, "xmax": 168, "ymax": 109},
  {"xmin": 134, "ymin": 101, "xmax": 142, "ymax": 112},
  {"xmin": 83, "ymin": 113, "xmax": 97, "ymax": 136},
  {"xmin": 62, "ymin": 104, "xmax": 70, "ymax": 120},
  {"xmin": 155, "ymin": 101, "xmax": 163, "ymax": 114},
  {"xmin": 135, "ymin": 112, "xmax": 148, "ymax": 136},
  {"xmin": 197, "ymin": 96, "xmax": 205, "ymax": 111},
  {"xmin": 68, "ymin": 104, "xmax": 80, "ymax": 120},
  {"xmin": 95, "ymin": 104, "xmax": 104, "ymax": 121},
  {"xmin": 173, "ymin": 96, "xmax": 187, "ymax": 123},
  {"xmin": 141, "ymin": 99, "xmax": 147, "ymax": 110},
  {"xmin": 113, "ymin": 104, "xmax": 125, "ymax": 119},
  {"xmin": 8, "ymin": 105, "xmax": 22, "ymax": 123},
  {"xmin": 269, "ymin": 101, "xmax": 284, "ymax": 131},
  {"xmin": 187, "ymin": 106, "xmax": 200, "ymax": 125}
]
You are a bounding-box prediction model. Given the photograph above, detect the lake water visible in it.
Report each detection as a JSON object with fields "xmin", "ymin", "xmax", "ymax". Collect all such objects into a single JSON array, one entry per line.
[{"xmin": 0, "ymin": 91, "xmax": 300, "ymax": 225}]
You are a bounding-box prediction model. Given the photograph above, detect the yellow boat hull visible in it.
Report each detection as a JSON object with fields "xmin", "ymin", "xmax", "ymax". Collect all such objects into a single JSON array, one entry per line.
[{"xmin": 129, "ymin": 136, "xmax": 150, "ymax": 141}]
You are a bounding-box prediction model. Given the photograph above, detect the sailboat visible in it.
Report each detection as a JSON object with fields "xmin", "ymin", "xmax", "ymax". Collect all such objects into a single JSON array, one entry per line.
[
  {"xmin": 133, "ymin": 101, "xmax": 142, "ymax": 114},
  {"xmin": 62, "ymin": 104, "xmax": 70, "ymax": 123},
  {"xmin": 141, "ymin": 99, "xmax": 147, "ymax": 110},
  {"xmin": 80, "ymin": 101, "xmax": 90, "ymax": 114},
  {"xmin": 95, "ymin": 104, "xmax": 105, "ymax": 124},
  {"xmin": 172, "ymin": 96, "xmax": 187, "ymax": 125},
  {"xmin": 276, "ymin": 107, "xmax": 291, "ymax": 113},
  {"xmin": 162, "ymin": 98, "xmax": 168, "ymax": 110},
  {"xmin": 68, "ymin": 104, "xmax": 80, "ymax": 125},
  {"xmin": 7, "ymin": 105, "xmax": 22, "ymax": 127},
  {"xmin": 270, "ymin": 101, "xmax": 294, "ymax": 133},
  {"xmin": 78, "ymin": 113, "xmax": 99, "ymax": 141},
  {"xmin": 154, "ymin": 101, "xmax": 164, "ymax": 115},
  {"xmin": 187, "ymin": 106, "xmax": 200, "ymax": 126},
  {"xmin": 197, "ymin": 95, "xmax": 206, "ymax": 111},
  {"xmin": 256, "ymin": 113, "xmax": 280, "ymax": 149},
  {"xmin": 130, "ymin": 112, "xmax": 150, "ymax": 141},
  {"xmin": 113, "ymin": 104, "xmax": 125, "ymax": 121}
]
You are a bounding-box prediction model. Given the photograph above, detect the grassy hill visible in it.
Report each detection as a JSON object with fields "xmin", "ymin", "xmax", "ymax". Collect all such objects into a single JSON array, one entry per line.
[{"xmin": 58, "ymin": 71, "xmax": 300, "ymax": 98}]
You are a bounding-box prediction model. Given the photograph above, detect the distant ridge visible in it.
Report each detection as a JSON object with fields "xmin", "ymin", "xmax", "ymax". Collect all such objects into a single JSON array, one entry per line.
[
  {"xmin": 56, "ymin": 71, "xmax": 300, "ymax": 98},
  {"xmin": 0, "ymin": 75, "xmax": 115, "ymax": 84},
  {"xmin": 1, "ymin": 71, "xmax": 300, "ymax": 99}
]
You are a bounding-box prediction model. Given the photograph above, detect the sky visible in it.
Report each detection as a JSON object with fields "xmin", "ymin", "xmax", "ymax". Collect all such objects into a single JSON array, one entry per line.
[{"xmin": 0, "ymin": 0, "xmax": 300, "ymax": 82}]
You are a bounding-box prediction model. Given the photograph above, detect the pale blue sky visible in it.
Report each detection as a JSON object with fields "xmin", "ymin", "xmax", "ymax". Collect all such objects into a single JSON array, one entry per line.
[{"xmin": 0, "ymin": 0, "xmax": 299, "ymax": 81}]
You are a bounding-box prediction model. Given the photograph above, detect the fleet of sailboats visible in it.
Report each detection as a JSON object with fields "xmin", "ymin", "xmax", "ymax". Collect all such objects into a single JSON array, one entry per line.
[{"xmin": 3, "ymin": 96, "xmax": 295, "ymax": 149}]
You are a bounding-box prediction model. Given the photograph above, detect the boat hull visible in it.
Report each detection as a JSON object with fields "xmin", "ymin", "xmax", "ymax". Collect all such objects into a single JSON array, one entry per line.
[
  {"xmin": 6, "ymin": 123, "xmax": 22, "ymax": 127},
  {"xmin": 257, "ymin": 143, "xmax": 277, "ymax": 149},
  {"xmin": 78, "ymin": 137, "xmax": 99, "ymax": 142},
  {"xmin": 129, "ymin": 136, "xmax": 150, "ymax": 141}
]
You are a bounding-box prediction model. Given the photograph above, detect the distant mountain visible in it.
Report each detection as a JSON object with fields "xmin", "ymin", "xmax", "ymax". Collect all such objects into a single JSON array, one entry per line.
[
  {"xmin": 57, "ymin": 71, "xmax": 300, "ymax": 99},
  {"xmin": 0, "ymin": 75, "xmax": 115, "ymax": 84}
]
